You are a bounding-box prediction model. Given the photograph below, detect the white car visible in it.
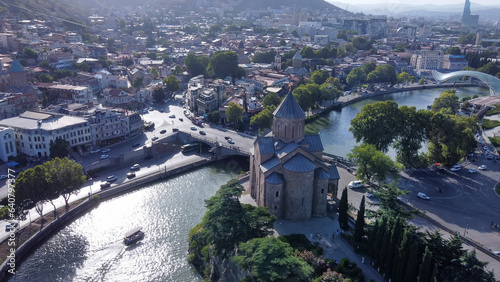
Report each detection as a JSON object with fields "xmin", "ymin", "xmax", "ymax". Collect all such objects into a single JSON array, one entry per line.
[
  {"xmin": 417, "ymin": 192, "xmax": 430, "ymax": 200},
  {"xmin": 106, "ymin": 175, "xmax": 117, "ymax": 182},
  {"xmin": 102, "ymin": 148, "xmax": 111, "ymax": 153},
  {"xmin": 450, "ymin": 165, "xmax": 461, "ymax": 172},
  {"xmin": 478, "ymin": 165, "xmax": 487, "ymax": 170},
  {"xmin": 468, "ymin": 168, "xmax": 477, "ymax": 174},
  {"xmin": 130, "ymin": 164, "xmax": 140, "ymax": 170},
  {"xmin": 100, "ymin": 154, "xmax": 110, "ymax": 160},
  {"xmin": 348, "ymin": 180, "xmax": 364, "ymax": 189},
  {"xmin": 91, "ymin": 149, "xmax": 100, "ymax": 153}
]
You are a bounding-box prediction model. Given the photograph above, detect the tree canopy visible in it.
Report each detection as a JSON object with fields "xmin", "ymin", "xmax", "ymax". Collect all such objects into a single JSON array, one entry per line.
[{"xmin": 226, "ymin": 102, "xmax": 244, "ymax": 123}]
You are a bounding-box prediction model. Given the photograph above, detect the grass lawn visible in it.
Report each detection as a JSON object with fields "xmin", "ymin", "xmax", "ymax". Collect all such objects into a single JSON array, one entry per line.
[
  {"xmin": 490, "ymin": 137, "xmax": 500, "ymax": 148},
  {"xmin": 485, "ymin": 103, "xmax": 500, "ymax": 116},
  {"xmin": 482, "ymin": 119, "xmax": 500, "ymax": 130},
  {"xmin": 305, "ymin": 117, "xmax": 330, "ymax": 134}
]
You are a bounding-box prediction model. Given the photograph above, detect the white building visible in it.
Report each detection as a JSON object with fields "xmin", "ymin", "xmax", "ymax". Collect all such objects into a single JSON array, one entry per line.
[
  {"xmin": 0, "ymin": 111, "xmax": 92, "ymax": 158},
  {"xmin": 410, "ymin": 51, "xmax": 444, "ymax": 70},
  {"xmin": 0, "ymin": 127, "xmax": 16, "ymax": 162}
]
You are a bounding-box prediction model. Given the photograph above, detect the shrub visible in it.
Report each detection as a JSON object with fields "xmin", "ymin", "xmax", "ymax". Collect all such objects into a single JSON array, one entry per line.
[{"xmin": 482, "ymin": 119, "xmax": 500, "ymax": 129}]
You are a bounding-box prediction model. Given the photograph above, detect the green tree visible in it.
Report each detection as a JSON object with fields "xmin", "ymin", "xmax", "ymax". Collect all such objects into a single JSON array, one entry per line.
[
  {"xmin": 149, "ymin": 67, "xmax": 159, "ymax": 79},
  {"xmin": 279, "ymin": 39, "xmax": 287, "ymax": 46},
  {"xmin": 457, "ymin": 33, "xmax": 476, "ymax": 44},
  {"xmin": 309, "ymin": 69, "xmax": 330, "ymax": 85},
  {"xmin": 419, "ymin": 78, "xmax": 425, "ymax": 85},
  {"xmin": 370, "ymin": 182, "xmax": 411, "ymax": 219},
  {"xmin": 152, "ymin": 87, "xmax": 166, "ymax": 104},
  {"xmin": 292, "ymin": 85, "xmax": 315, "ymax": 112},
  {"xmin": 207, "ymin": 51, "xmax": 241, "ymax": 79},
  {"xmin": 206, "ymin": 110, "xmax": 221, "ymax": 124},
  {"xmin": 404, "ymin": 242, "xmax": 420, "ymax": 282},
  {"xmin": 393, "ymin": 228, "xmax": 411, "ymax": 282},
  {"xmin": 361, "ymin": 62, "xmax": 377, "ymax": 76},
  {"xmin": 346, "ymin": 67, "xmax": 365, "ymax": 89},
  {"xmin": 23, "ymin": 47, "xmax": 38, "ymax": 59},
  {"xmin": 49, "ymin": 138, "xmax": 70, "ymax": 159},
  {"xmin": 338, "ymin": 187, "xmax": 349, "ymax": 230},
  {"xmin": 386, "ymin": 217, "xmax": 403, "ymax": 280},
  {"xmin": 263, "ymin": 92, "xmax": 281, "ymax": 108},
  {"xmin": 351, "ymin": 36, "xmax": 372, "ymax": 50},
  {"xmin": 431, "ymin": 90, "xmax": 459, "ymax": 113},
  {"xmin": 347, "ymin": 143, "xmax": 400, "ymax": 184},
  {"xmin": 14, "ymin": 165, "xmax": 51, "ymax": 229},
  {"xmin": 164, "ymin": 75, "xmax": 180, "ymax": 92},
  {"xmin": 350, "ymin": 100, "xmax": 400, "ymax": 152},
  {"xmin": 44, "ymin": 157, "xmax": 86, "ymax": 213},
  {"xmin": 250, "ymin": 107, "xmax": 274, "ymax": 132},
  {"xmin": 354, "ymin": 196, "xmax": 365, "ymax": 242},
  {"xmin": 300, "ymin": 46, "xmax": 315, "ymax": 58},
  {"xmin": 394, "ymin": 106, "xmax": 431, "ymax": 168},
  {"xmin": 39, "ymin": 73, "xmax": 53, "ymax": 83},
  {"xmin": 252, "ymin": 50, "xmax": 277, "ymax": 64},
  {"xmin": 418, "ymin": 247, "xmax": 433, "ymax": 282},
  {"xmin": 226, "ymin": 102, "xmax": 244, "ymax": 123},
  {"xmin": 397, "ymin": 71, "xmax": 411, "ymax": 85},
  {"xmin": 232, "ymin": 237, "xmax": 314, "ymax": 281},
  {"xmin": 133, "ymin": 76, "xmax": 144, "ymax": 88},
  {"xmin": 184, "ymin": 52, "xmax": 208, "ymax": 76},
  {"xmin": 446, "ymin": 47, "xmax": 462, "ymax": 55}
]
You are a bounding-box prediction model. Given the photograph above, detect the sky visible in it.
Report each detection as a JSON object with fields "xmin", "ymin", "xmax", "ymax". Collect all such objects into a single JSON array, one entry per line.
[{"xmin": 327, "ymin": 0, "xmax": 499, "ymax": 6}]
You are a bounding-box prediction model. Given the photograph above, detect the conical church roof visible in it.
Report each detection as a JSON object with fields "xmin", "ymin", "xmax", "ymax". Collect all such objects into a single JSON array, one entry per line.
[
  {"xmin": 9, "ymin": 58, "xmax": 24, "ymax": 73},
  {"xmin": 293, "ymin": 51, "xmax": 302, "ymax": 60},
  {"xmin": 273, "ymin": 92, "xmax": 305, "ymax": 119}
]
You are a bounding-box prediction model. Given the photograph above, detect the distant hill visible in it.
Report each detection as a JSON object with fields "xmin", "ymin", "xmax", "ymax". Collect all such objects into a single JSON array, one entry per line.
[{"xmin": 0, "ymin": 0, "xmax": 88, "ymax": 21}]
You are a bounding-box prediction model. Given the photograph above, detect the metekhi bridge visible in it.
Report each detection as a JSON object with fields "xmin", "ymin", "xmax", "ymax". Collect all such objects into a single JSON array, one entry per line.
[{"xmin": 432, "ymin": 70, "xmax": 500, "ymax": 96}]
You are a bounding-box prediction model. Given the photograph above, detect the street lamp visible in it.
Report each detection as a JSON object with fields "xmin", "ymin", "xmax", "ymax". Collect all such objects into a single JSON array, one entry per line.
[{"xmin": 464, "ymin": 225, "xmax": 469, "ymax": 236}]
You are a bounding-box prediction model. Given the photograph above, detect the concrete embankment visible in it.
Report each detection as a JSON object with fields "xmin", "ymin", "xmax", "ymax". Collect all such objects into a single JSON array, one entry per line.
[{"xmin": 0, "ymin": 155, "xmax": 215, "ymax": 280}]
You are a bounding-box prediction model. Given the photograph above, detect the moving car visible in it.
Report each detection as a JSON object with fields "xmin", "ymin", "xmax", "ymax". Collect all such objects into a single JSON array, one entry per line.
[
  {"xmin": 478, "ymin": 165, "xmax": 487, "ymax": 170},
  {"xmin": 450, "ymin": 165, "xmax": 461, "ymax": 172},
  {"xmin": 152, "ymin": 136, "xmax": 158, "ymax": 141},
  {"xmin": 227, "ymin": 139, "xmax": 235, "ymax": 144},
  {"xmin": 127, "ymin": 172, "xmax": 136, "ymax": 179},
  {"xmin": 348, "ymin": 180, "xmax": 364, "ymax": 189},
  {"xmin": 160, "ymin": 129, "xmax": 167, "ymax": 134},
  {"xmin": 190, "ymin": 127, "xmax": 197, "ymax": 131},
  {"xmin": 199, "ymin": 130, "xmax": 206, "ymax": 135},
  {"xmin": 100, "ymin": 182, "xmax": 111, "ymax": 189},
  {"xmin": 468, "ymin": 168, "xmax": 477, "ymax": 174},
  {"xmin": 169, "ymin": 114, "xmax": 175, "ymax": 118},
  {"xmin": 91, "ymin": 149, "xmax": 100, "ymax": 153},
  {"xmin": 130, "ymin": 164, "xmax": 140, "ymax": 170},
  {"xmin": 102, "ymin": 148, "xmax": 111, "ymax": 153},
  {"xmin": 100, "ymin": 154, "xmax": 110, "ymax": 160},
  {"xmin": 224, "ymin": 136, "xmax": 231, "ymax": 140},
  {"xmin": 179, "ymin": 117, "xmax": 183, "ymax": 122},
  {"xmin": 417, "ymin": 192, "xmax": 430, "ymax": 200},
  {"xmin": 106, "ymin": 175, "xmax": 118, "ymax": 182}
]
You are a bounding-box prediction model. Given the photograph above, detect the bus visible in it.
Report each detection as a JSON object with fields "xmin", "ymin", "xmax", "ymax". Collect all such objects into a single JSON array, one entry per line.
[{"xmin": 181, "ymin": 142, "xmax": 200, "ymax": 153}]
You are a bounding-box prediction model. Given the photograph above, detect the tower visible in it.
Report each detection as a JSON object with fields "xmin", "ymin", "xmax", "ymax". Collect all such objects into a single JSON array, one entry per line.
[
  {"xmin": 272, "ymin": 92, "xmax": 305, "ymax": 143},
  {"xmin": 292, "ymin": 51, "xmax": 302, "ymax": 69},
  {"xmin": 462, "ymin": 0, "xmax": 471, "ymax": 26},
  {"xmin": 9, "ymin": 58, "xmax": 27, "ymax": 88},
  {"xmin": 274, "ymin": 54, "xmax": 282, "ymax": 71}
]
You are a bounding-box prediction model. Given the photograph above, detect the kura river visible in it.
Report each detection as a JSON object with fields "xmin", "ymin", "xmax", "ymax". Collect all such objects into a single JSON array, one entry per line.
[{"xmin": 9, "ymin": 87, "xmax": 489, "ymax": 281}]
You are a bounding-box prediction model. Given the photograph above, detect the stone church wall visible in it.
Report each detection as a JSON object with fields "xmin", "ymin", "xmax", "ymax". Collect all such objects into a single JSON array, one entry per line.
[{"xmin": 284, "ymin": 169, "xmax": 314, "ymax": 221}]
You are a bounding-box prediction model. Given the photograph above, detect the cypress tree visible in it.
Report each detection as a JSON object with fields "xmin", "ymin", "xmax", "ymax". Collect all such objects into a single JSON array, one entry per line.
[
  {"xmin": 418, "ymin": 246, "xmax": 433, "ymax": 282},
  {"xmin": 404, "ymin": 242, "xmax": 419, "ymax": 282},
  {"xmin": 354, "ymin": 195, "xmax": 365, "ymax": 242},
  {"xmin": 372, "ymin": 215, "xmax": 388, "ymax": 266},
  {"xmin": 392, "ymin": 228, "xmax": 411, "ymax": 282},
  {"xmin": 338, "ymin": 187, "xmax": 349, "ymax": 230},
  {"xmin": 386, "ymin": 217, "xmax": 403, "ymax": 280},
  {"xmin": 378, "ymin": 217, "xmax": 393, "ymax": 274},
  {"xmin": 369, "ymin": 216, "xmax": 381, "ymax": 257}
]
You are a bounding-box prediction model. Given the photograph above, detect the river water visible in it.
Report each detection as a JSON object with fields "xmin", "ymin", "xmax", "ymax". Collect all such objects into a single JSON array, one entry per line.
[{"xmin": 9, "ymin": 87, "xmax": 489, "ymax": 281}]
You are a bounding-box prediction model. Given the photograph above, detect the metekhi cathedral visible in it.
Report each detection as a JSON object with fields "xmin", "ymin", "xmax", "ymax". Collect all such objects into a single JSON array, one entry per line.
[{"xmin": 249, "ymin": 92, "xmax": 340, "ymax": 222}]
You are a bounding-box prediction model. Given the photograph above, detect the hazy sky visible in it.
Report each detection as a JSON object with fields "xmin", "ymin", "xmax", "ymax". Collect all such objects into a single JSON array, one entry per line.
[{"xmin": 328, "ymin": 0, "xmax": 498, "ymax": 6}]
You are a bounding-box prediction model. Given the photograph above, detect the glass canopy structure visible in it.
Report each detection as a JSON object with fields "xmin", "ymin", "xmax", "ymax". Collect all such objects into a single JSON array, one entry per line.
[{"xmin": 432, "ymin": 70, "xmax": 500, "ymax": 96}]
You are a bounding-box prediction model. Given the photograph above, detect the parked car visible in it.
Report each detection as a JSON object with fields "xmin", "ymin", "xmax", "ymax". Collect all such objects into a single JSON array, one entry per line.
[
  {"xmin": 190, "ymin": 127, "xmax": 197, "ymax": 131},
  {"xmin": 152, "ymin": 136, "xmax": 158, "ymax": 141},
  {"xmin": 199, "ymin": 130, "xmax": 206, "ymax": 135},
  {"xmin": 160, "ymin": 129, "xmax": 167, "ymax": 134},
  {"xmin": 478, "ymin": 165, "xmax": 487, "ymax": 170},
  {"xmin": 179, "ymin": 117, "xmax": 183, "ymax": 122},
  {"xmin": 100, "ymin": 154, "xmax": 110, "ymax": 160},
  {"xmin": 348, "ymin": 180, "xmax": 364, "ymax": 189},
  {"xmin": 130, "ymin": 164, "xmax": 140, "ymax": 170},
  {"xmin": 172, "ymin": 128, "xmax": 179, "ymax": 132},
  {"xmin": 487, "ymin": 154, "xmax": 494, "ymax": 160},
  {"xmin": 0, "ymin": 175, "xmax": 7, "ymax": 180},
  {"xmin": 102, "ymin": 148, "xmax": 111, "ymax": 153},
  {"xmin": 417, "ymin": 192, "xmax": 430, "ymax": 200},
  {"xmin": 127, "ymin": 172, "xmax": 136, "ymax": 179},
  {"xmin": 169, "ymin": 114, "xmax": 175, "ymax": 118},
  {"xmin": 224, "ymin": 136, "xmax": 231, "ymax": 140},
  {"xmin": 91, "ymin": 149, "xmax": 100, "ymax": 153},
  {"xmin": 107, "ymin": 175, "xmax": 118, "ymax": 182}
]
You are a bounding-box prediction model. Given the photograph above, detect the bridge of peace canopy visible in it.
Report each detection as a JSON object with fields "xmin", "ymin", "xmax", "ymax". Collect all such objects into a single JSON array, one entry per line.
[{"xmin": 432, "ymin": 70, "xmax": 500, "ymax": 96}]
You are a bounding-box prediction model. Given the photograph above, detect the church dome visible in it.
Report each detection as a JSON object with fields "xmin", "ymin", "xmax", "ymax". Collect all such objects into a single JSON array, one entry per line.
[{"xmin": 273, "ymin": 92, "xmax": 305, "ymax": 119}]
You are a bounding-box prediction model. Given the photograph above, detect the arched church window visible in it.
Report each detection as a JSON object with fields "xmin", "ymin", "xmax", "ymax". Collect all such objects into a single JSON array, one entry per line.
[
  {"xmin": 274, "ymin": 206, "xmax": 277, "ymax": 210},
  {"xmin": 276, "ymin": 191, "xmax": 279, "ymax": 197},
  {"xmin": 321, "ymin": 189, "xmax": 324, "ymax": 194}
]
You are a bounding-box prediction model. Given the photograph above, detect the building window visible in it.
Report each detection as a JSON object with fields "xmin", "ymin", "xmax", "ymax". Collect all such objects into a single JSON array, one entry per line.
[
  {"xmin": 274, "ymin": 206, "xmax": 277, "ymax": 210},
  {"xmin": 321, "ymin": 189, "xmax": 324, "ymax": 194},
  {"xmin": 28, "ymin": 136, "xmax": 31, "ymax": 141},
  {"xmin": 276, "ymin": 191, "xmax": 279, "ymax": 197},
  {"xmin": 5, "ymin": 143, "xmax": 8, "ymax": 153},
  {"xmin": 20, "ymin": 135, "xmax": 23, "ymax": 140}
]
